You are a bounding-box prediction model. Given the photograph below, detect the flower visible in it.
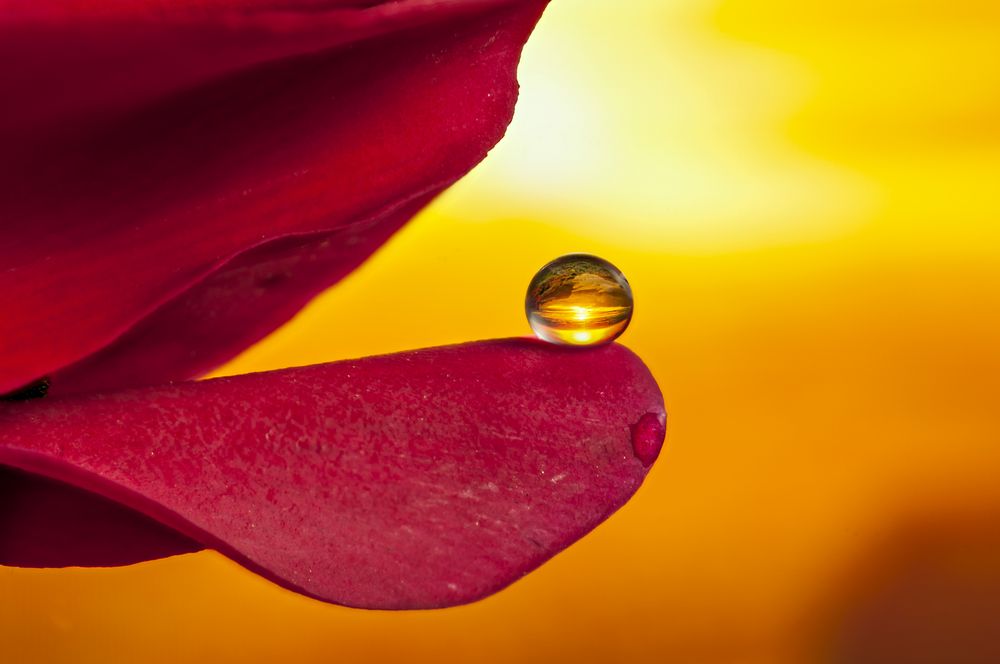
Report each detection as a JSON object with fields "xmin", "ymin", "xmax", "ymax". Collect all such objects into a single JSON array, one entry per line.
[{"xmin": 0, "ymin": 0, "xmax": 665, "ymax": 609}]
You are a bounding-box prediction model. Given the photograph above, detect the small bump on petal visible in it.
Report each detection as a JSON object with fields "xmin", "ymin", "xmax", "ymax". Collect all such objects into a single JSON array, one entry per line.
[{"xmin": 630, "ymin": 411, "xmax": 666, "ymax": 467}]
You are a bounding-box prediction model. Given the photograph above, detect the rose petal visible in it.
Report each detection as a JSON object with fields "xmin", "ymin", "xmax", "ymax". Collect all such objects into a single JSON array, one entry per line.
[
  {"xmin": 0, "ymin": 0, "xmax": 548, "ymax": 394},
  {"xmin": 0, "ymin": 466, "xmax": 200, "ymax": 567},
  {"xmin": 49, "ymin": 192, "xmax": 438, "ymax": 396},
  {"xmin": 6, "ymin": 194, "xmax": 433, "ymax": 561},
  {"xmin": 0, "ymin": 339, "xmax": 666, "ymax": 609}
]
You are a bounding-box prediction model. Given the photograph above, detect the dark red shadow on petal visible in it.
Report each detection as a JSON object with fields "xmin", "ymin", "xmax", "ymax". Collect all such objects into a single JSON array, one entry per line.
[
  {"xmin": 0, "ymin": 339, "xmax": 665, "ymax": 609},
  {"xmin": 0, "ymin": 467, "xmax": 199, "ymax": 567}
]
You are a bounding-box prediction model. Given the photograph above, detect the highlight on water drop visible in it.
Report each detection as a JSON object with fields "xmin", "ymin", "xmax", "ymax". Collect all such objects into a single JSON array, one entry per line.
[{"xmin": 525, "ymin": 254, "xmax": 633, "ymax": 346}]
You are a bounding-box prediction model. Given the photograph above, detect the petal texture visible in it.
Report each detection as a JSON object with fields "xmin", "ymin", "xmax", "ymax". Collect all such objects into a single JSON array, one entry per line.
[{"xmin": 0, "ymin": 340, "xmax": 665, "ymax": 609}]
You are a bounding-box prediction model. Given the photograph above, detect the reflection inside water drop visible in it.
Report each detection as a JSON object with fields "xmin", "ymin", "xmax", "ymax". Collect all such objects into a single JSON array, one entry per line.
[{"xmin": 525, "ymin": 254, "xmax": 633, "ymax": 346}]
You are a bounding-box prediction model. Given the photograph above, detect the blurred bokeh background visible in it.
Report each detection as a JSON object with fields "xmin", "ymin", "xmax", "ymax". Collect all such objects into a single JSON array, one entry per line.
[{"xmin": 3, "ymin": 0, "xmax": 999, "ymax": 661}]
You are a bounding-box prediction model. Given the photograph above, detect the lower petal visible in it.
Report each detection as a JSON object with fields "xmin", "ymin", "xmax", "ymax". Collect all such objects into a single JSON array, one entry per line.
[{"xmin": 0, "ymin": 339, "xmax": 665, "ymax": 609}]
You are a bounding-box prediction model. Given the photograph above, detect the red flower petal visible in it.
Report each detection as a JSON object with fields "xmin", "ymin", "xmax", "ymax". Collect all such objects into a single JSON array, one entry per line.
[
  {"xmin": 0, "ymin": 466, "xmax": 200, "ymax": 566},
  {"xmin": 49, "ymin": 193, "xmax": 437, "ymax": 396},
  {"xmin": 0, "ymin": 0, "xmax": 548, "ymax": 394},
  {"xmin": 0, "ymin": 339, "xmax": 665, "ymax": 609}
]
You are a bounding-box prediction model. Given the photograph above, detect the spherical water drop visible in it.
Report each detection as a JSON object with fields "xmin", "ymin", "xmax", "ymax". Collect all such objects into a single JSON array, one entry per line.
[{"xmin": 525, "ymin": 254, "xmax": 633, "ymax": 346}]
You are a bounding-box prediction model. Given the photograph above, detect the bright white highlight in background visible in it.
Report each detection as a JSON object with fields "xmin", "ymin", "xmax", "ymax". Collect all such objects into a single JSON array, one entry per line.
[{"xmin": 438, "ymin": 0, "xmax": 877, "ymax": 252}]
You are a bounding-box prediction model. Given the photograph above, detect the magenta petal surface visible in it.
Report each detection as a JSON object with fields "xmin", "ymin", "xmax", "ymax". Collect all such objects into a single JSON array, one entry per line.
[
  {"xmin": 0, "ymin": 0, "xmax": 548, "ymax": 394},
  {"xmin": 0, "ymin": 340, "xmax": 665, "ymax": 609}
]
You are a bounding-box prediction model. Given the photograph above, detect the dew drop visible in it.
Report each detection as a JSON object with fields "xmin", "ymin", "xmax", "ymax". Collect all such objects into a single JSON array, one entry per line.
[{"xmin": 525, "ymin": 254, "xmax": 633, "ymax": 346}]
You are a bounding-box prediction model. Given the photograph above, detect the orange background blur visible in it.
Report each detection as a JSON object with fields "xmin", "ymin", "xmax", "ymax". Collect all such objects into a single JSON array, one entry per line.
[{"xmin": 3, "ymin": 1, "xmax": 1000, "ymax": 662}]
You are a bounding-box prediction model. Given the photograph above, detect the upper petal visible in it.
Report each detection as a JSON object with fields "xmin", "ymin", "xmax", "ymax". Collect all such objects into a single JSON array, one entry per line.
[{"xmin": 0, "ymin": 0, "xmax": 548, "ymax": 393}]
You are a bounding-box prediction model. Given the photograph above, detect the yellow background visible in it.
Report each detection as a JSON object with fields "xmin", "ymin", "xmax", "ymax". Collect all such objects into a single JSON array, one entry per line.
[{"xmin": 4, "ymin": 1, "xmax": 999, "ymax": 661}]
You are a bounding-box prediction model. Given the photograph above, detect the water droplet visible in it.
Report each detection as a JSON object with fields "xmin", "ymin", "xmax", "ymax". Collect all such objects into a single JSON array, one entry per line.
[
  {"xmin": 525, "ymin": 254, "xmax": 633, "ymax": 346},
  {"xmin": 630, "ymin": 411, "xmax": 666, "ymax": 467}
]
